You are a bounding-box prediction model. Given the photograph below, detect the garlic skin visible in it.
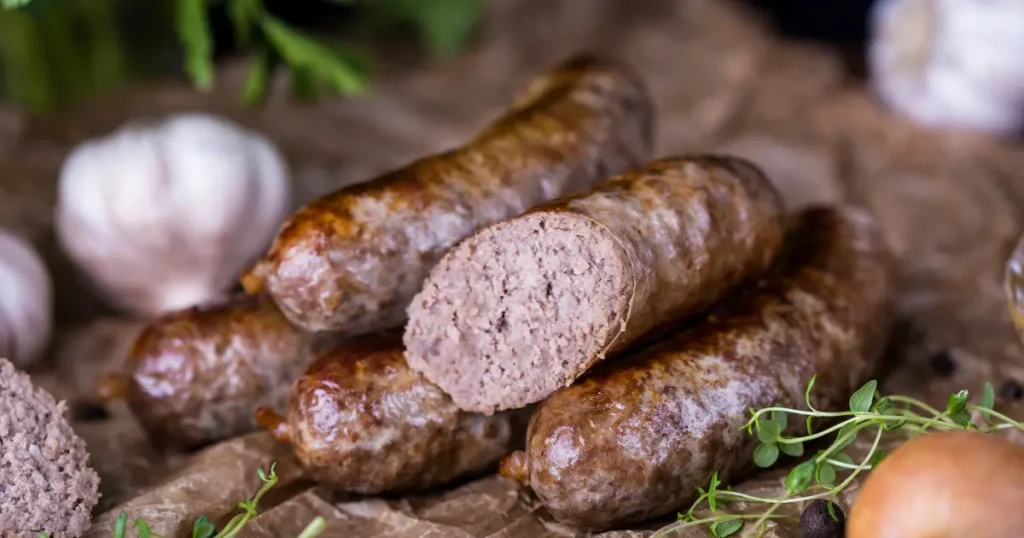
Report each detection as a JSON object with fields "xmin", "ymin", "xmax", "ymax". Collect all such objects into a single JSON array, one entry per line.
[
  {"xmin": 0, "ymin": 229, "xmax": 53, "ymax": 367},
  {"xmin": 56, "ymin": 113, "xmax": 291, "ymax": 316},
  {"xmin": 869, "ymin": 0, "xmax": 1024, "ymax": 135}
]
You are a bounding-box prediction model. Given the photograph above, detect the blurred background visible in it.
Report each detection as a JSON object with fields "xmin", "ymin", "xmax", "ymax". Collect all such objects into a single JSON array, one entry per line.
[{"xmin": 0, "ymin": 0, "xmax": 877, "ymax": 112}]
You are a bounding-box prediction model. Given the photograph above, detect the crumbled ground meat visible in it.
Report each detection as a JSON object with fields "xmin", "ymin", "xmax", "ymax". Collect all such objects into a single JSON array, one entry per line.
[{"xmin": 0, "ymin": 358, "xmax": 100, "ymax": 537}]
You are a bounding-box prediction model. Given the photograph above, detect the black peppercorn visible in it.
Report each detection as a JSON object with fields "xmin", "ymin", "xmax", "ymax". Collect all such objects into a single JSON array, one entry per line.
[
  {"xmin": 1000, "ymin": 379, "xmax": 1024, "ymax": 401},
  {"xmin": 928, "ymin": 349, "xmax": 956, "ymax": 377},
  {"xmin": 801, "ymin": 499, "xmax": 845, "ymax": 538}
]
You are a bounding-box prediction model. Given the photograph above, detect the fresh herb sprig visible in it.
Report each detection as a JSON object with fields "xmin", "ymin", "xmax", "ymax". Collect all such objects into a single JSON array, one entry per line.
[
  {"xmin": 36, "ymin": 462, "xmax": 326, "ymax": 538},
  {"xmin": 652, "ymin": 377, "xmax": 1022, "ymax": 538}
]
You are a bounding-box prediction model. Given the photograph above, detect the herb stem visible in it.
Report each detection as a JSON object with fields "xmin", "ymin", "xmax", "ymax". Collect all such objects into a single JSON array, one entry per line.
[
  {"xmin": 822, "ymin": 424, "xmax": 885, "ymax": 498},
  {"xmin": 824, "ymin": 458, "xmax": 870, "ymax": 471},
  {"xmin": 967, "ymin": 405, "xmax": 1022, "ymax": 427},
  {"xmin": 649, "ymin": 513, "xmax": 795, "ymax": 538},
  {"xmin": 740, "ymin": 492, "xmax": 791, "ymax": 538},
  {"xmin": 886, "ymin": 395, "xmax": 946, "ymax": 418},
  {"xmin": 777, "ymin": 416, "xmax": 861, "ymax": 444}
]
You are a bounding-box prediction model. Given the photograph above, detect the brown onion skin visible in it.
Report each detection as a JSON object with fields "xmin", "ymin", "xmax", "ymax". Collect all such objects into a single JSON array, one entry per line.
[{"xmin": 848, "ymin": 431, "xmax": 1024, "ymax": 538}]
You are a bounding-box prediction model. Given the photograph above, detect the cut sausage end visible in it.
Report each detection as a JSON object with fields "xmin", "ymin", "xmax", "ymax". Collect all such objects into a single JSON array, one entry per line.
[
  {"xmin": 255, "ymin": 406, "xmax": 292, "ymax": 443},
  {"xmin": 499, "ymin": 451, "xmax": 530, "ymax": 485},
  {"xmin": 95, "ymin": 374, "xmax": 127, "ymax": 403},
  {"xmin": 405, "ymin": 212, "xmax": 630, "ymax": 413}
]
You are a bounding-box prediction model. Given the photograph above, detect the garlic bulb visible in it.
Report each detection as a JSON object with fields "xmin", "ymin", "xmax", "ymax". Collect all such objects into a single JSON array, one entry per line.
[
  {"xmin": 56, "ymin": 113, "xmax": 291, "ymax": 316},
  {"xmin": 0, "ymin": 229, "xmax": 53, "ymax": 367},
  {"xmin": 869, "ymin": 0, "xmax": 1024, "ymax": 135}
]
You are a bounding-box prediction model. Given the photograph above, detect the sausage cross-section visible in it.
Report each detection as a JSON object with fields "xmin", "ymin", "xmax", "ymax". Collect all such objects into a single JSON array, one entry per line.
[
  {"xmin": 255, "ymin": 333, "xmax": 527, "ymax": 494},
  {"xmin": 97, "ymin": 295, "xmax": 316, "ymax": 450},
  {"xmin": 243, "ymin": 55, "xmax": 654, "ymax": 334},
  {"xmin": 499, "ymin": 206, "xmax": 893, "ymax": 530},
  {"xmin": 404, "ymin": 156, "xmax": 786, "ymax": 413}
]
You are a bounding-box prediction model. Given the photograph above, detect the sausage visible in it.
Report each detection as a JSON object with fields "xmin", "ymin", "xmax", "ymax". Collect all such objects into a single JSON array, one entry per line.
[
  {"xmin": 242, "ymin": 55, "xmax": 654, "ymax": 334},
  {"xmin": 254, "ymin": 333, "xmax": 528, "ymax": 494},
  {"xmin": 96, "ymin": 294, "xmax": 316, "ymax": 450},
  {"xmin": 404, "ymin": 156, "xmax": 786, "ymax": 414},
  {"xmin": 498, "ymin": 206, "xmax": 894, "ymax": 530}
]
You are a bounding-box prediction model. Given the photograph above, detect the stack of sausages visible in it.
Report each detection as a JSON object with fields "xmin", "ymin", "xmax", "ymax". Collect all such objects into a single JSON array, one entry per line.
[{"xmin": 100, "ymin": 55, "xmax": 893, "ymax": 531}]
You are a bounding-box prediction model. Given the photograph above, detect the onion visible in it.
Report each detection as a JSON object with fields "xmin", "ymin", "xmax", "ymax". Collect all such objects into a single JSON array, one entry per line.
[{"xmin": 848, "ymin": 431, "xmax": 1024, "ymax": 538}]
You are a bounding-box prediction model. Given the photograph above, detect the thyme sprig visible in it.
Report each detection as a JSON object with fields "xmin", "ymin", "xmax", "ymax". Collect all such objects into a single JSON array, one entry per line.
[
  {"xmin": 37, "ymin": 462, "xmax": 325, "ymax": 538},
  {"xmin": 652, "ymin": 377, "xmax": 1022, "ymax": 538}
]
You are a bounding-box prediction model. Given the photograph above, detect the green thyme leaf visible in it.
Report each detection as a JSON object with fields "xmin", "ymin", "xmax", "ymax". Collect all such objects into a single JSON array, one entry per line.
[
  {"xmin": 753, "ymin": 442, "xmax": 780, "ymax": 468},
  {"xmin": 947, "ymin": 390, "xmax": 969, "ymax": 415},
  {"xmin": 870, "ymin": 450, "xmax": 887, "ymax": 468},
  {"xmin": 785, "ymin": 460, "xmax": 816, "ymax": 494},
  {"xmin": 242, "ymin": 47, "xmax": 273, "ymax": 105},
  {"xmin": 134, "ymin": 519, "xmax": 153, "ymax": 538},
  {"xmin": 708, "ymin": 472, "xmax": 721, "ymax": 511},
  {"xmin": 833, "ymin": 423, "xmax": 860, "ymax": 452},
  {"xmin": 779, "ymin": 441, "xmax": 804, "ymax": 457},
  {"xmin": 711, "ymin": 519, "xmax": 744, "ymax": 537},
  {"xmin": 827, "ymin": 500, "xmax": 839, "ymax": 522},
  {"xmin": 871, "ymin": 397, "xmax": 893, "ymax": 414},
  {"xmin": 192, "ymin": 516, "xmax": 216, "ymax": 538},
  {"xmin": 756, "ymin": 418, "xmax": 781, "ymax": 443},
  {"xmin": 829, "ymin": 452, "xmax": 854, "ymax": 466},
  {"xmin": 114, "ymin": 513, "xmax": 128, "ymax": 538},
  {"xmin": 771, "ymin": 407, "xmax": 788, "ymax": 431},
  {"xmin": 261, "ymin": 14, "xmax": 368, "ymax": 95},
  {"xmin": 806, "ymin": 415, "xmax": 814, "ymax": 436},
  {"xmin": 815, "ymin": 462, "xmax": 836, "ymax": 486},
  {"xmin": 980, "ymin": 382, "xmax": 996, "ymax": 419},
  {"xmin": 884, "ymin": 418, "xmax": 907, "ymax": 430},
  {"xmin": 949, "ymin": 409, "xmax": 972, "ymax": 427},
  {"xmin": 849, "ymin": 380, "xmax": 877, "ymax": 413},
  {"xmin": 175, "ymin": 0, "xmax": 215, "ymax": 91},
  {"xmin": 228, "ymin": 0, "xmax": 261, "ymax": 46},
  {"xmin": 804, "ymin": 375, "xmax": 818, "ymax": 411}
]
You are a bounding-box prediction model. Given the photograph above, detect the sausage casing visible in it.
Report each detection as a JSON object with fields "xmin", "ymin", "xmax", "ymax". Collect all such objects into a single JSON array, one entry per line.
[
  {"xmin": 120, "ymin": 295, "xmax": 315, "ymax": 449},
  {"xmin": 256, "ymin": 333, "xmax": 527, "ymax": 494},
  {"xmin": 501, "ymin": 206, "xmax": 893, "ymax": 529},
  {"xmin": 243, "ymin": 55, "xmax": 654, "ymax": 334},
  {"xmin": 405, "ymin": 156, "xmax": 786, "ymax": 413}
]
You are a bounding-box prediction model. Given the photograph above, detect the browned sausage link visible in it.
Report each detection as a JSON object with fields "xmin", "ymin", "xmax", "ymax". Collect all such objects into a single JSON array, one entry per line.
[
  {"xmin": 404, "ymin": 156, "xmax": 786, "ymax": 414},
  {"xmin": 243, "ymin": 54, "xmax": 654, "ymax": 334},
  {"xmin": 502, "ymin": 206, "xmax": 893, "ymax": 530},
  {"xmin": 257, "ymin": 333, "xmax": 528, "ymax": 495},
  {"xmin": 116, "ymin": 294, "xmax": 315, "ymax": 450}
]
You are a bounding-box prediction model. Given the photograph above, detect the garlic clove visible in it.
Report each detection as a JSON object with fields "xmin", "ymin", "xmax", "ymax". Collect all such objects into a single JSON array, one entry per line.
[
  {"xmin": 869, "ymin": 0, "xmax": 1024, "ymax": 135},
  {"xmin": 0, "ymin": 229, "xmax": 53, "ymax": 368},
  {"xmin": 55, "ymin": 112, "xmax": 291, "ymax": 317}
]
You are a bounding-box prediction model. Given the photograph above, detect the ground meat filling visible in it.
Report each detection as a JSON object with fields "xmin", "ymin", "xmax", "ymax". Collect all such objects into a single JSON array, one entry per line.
[
  {"xmin": 0, "ymin": 358, "xmax": 100, "ymax": 538},
  {"xmin": 406, "ymin": 212, "xmax": 629, "ymax": 413}
]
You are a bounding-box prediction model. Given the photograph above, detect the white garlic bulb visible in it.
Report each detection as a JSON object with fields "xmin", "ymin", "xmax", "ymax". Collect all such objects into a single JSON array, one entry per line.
[
  {"xmin": 869, "ymin": 0, "xmax": 1024, "ymax": 135},
  {"xmin": 0, "ymin": 229, "xmax": 53, "ymax": 367},
  {"xmin": 56, "ymin": 113, "xmax": 291, "ymax": 316}
]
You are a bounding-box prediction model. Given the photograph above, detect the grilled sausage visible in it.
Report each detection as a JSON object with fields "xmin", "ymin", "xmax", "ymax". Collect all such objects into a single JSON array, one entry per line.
[
  {"xmin": 242, "ymin": 55, "xmax": 654, "ymax": 334},
  {"xmin": 96, "ymin": 295, "xmax": 316, "ymax": 450},
  {"xmin": 255, "ymin": 333, "xmax": 528, "ymax": 494},
  {"xmin": 404, "ymin": 156, "xmax": 786, "ymax": 414},
  {"xmin": 498, "ymin": 206, "xmax": 893, "ymax": 530}
]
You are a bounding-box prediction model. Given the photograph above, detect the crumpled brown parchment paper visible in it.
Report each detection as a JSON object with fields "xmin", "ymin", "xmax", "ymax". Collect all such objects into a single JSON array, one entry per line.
[{"xmin": 4, "ymin": 0, "xmax": 1024, "ymax": 536}]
